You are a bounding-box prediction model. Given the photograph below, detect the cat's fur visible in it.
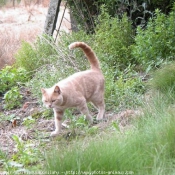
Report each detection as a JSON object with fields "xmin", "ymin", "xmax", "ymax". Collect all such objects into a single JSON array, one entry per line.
[{"xmin": 41, "ymin": 42, "xmax": 105, "ymax": 136}]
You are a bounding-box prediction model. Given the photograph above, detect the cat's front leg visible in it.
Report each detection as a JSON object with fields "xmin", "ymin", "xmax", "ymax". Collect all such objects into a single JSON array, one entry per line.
[{"xmin": 50, "ymin": 109, "xmax": 64, "ymax": 137}]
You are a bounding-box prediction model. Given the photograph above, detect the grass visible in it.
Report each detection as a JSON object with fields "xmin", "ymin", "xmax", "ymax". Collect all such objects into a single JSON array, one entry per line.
[
  {"xmin": 0, "ymin": 0, "xmax": 49, "ymax": 8},
  {"xmin": 0, "ymin": 3, "xmax": 47, "ymax": 69},
  {"xmin": 149, "ymin": 62, "xmax": 175, "ymax": 94},
  {"xmin": 45, "ymin": 92, "xmax": 175, "ymax": 175}
]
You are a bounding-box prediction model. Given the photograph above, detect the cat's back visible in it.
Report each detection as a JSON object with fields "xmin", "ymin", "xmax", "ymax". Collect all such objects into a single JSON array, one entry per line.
[{"xmin": 57, "ymin": 69, "xmax": 104, "ymax": 87}]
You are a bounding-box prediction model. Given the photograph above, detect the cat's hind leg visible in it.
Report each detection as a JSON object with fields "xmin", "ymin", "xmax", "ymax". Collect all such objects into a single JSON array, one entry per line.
[
  {"xmin": 78, "ymin": 100, "xmax": 93, "ymax": 124},
  {"xmin": 92, "ymin": 98, "xmax": 105, "ymax": 121}
]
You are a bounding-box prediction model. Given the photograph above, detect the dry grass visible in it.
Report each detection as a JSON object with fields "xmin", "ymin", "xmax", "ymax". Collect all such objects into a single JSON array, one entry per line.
[
  {"xmin": 0, "ymin": 1, "xmax": 71, "ymax": 69},
  {"xmin": 0, "ymin": 24, "xmax": 42, "ymax": 69},
  {"xmin": 0, "ymin": 4, "xmax": 48, "ymax": 69},
  {"xmin": 1, "ymin": 0, "xmax": 50, "ymax": 8}
]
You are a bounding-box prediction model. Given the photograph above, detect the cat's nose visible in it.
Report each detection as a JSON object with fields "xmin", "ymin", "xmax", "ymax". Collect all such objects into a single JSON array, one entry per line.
[{"xmin": 48, "ymin": 104, "xmax": 52, "ymax": 108}]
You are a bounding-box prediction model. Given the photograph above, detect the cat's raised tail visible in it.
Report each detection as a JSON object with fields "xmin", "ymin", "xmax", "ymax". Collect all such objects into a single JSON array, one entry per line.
[{"xmin": 69, "ymin": 42, "xmax": 100, "ymax": 70}]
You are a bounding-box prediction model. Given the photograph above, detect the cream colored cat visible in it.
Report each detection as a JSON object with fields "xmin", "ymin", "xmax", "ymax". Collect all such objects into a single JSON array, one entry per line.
[{"xmin": 41, "ymin": 42, "xmax": 105, "ymax": 136}]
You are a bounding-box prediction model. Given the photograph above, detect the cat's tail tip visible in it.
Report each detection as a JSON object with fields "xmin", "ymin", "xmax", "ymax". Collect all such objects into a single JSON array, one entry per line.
[
  {"xmin": 69, "ymin": 42, "xmax": 84, "ymax": 50},
  {"xmin": 68, "ymin": 44, "xmax": 73, "ymax": 50}
]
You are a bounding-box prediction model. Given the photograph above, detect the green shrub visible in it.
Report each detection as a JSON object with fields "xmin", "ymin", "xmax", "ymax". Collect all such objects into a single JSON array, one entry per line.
[
  {"xmin": 132, "ymin": 5, "xmax": 175, "ymax": 71},
  {"xmin": 15, "ymin": 35, "xmax": 57, "ymax": 72},
  {"xmin": 94, "ymin": 7, "xmax": 134, "ymax": 70},
  {"xmin": 104, "ymin": 65, "xmax": 144, "ymax": 111},
  {"xmin": 149, "ymin": 62, "xmax": 175, "ymax": 96},
  {"xmin": 0, "ymin": 66, "xmax": 29, "ymax": 93},
  {"xmin": 3, "ymin": 86, "xmax": 22, "ymax": 109}
]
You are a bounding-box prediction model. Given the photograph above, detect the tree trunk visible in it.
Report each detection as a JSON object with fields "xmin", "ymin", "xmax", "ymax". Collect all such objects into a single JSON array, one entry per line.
[{"xmin": 44, "ymin": 0, "xmax": 62, "ymax": 36}]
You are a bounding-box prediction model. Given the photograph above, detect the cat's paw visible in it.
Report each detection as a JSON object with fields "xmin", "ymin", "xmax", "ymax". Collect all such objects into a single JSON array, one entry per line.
[
  {"xmin": 50, "ymin": 131, "xmax": 60, "ymax": 137},
  {"xmin": 93, "ymin": 118, "xmax": 107, "ymax": 124}
]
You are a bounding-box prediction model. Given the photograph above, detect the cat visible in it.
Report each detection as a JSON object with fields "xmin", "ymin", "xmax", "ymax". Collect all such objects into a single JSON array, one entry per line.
[{"xmin": 41, "ymin": 42, "xmax": 105, "ymax": 136}]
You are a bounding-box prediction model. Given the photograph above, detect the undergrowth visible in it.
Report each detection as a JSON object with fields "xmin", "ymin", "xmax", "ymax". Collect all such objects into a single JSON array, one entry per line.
[
  {"xmin": 0, "ymin": 66, "xmax": 29, "ymax": 94},
  {"xmin": 149, "ymin": 62, "xmax": 175, "ymax": 95},
  {"xmin": 132, "ymin": 4, "xmax": 175, "ymax": 71},
  {"xmin": 94, "ymin": 6, "xmax": 134, "ymax": 70}
]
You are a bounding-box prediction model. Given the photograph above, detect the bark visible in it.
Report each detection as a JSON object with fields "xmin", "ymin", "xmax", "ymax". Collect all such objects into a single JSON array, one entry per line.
[{"xmin": 44, "ymin": 0, "xmax": 62, "ymax": 36}]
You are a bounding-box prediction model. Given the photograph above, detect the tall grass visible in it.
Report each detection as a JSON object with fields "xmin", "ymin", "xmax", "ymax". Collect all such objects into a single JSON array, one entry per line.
[
  {"xmin": 149, "ymin": 62, "xmax": 175, "ymax": 94},
  {"xmin": 45, "ymin": 92, "xmax": 175, "ymax": 175}
]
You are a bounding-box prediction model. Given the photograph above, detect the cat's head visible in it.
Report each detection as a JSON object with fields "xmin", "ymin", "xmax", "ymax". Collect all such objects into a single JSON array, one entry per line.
[{"xmin": 41, "ymin": 85, "xmax": 63, "ymax": 108}]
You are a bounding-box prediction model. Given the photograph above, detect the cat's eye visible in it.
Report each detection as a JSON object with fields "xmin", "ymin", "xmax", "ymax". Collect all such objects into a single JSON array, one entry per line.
[
  {"xmin": 52, "ymin": 100, "xmax": 56, "ymax": 102},
  {"xmin": 45, "ymin": 100, "xmax": 48, "ymax": 102}
]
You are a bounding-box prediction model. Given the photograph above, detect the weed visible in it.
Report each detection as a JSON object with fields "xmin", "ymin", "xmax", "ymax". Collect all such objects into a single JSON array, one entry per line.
[
  {"xmin": 149, "ymin": 62, "xmax": 175, "ymax": 96},
  {"xmin": 0, "ymin": 66, "xmax": 29, "ymax": 93},
  {"xmin": 42, "ymin": 109, "xmax": 53, "ymax": 119},
  {"xmin": 22, "ymin": 116, "xmax": 35, "ymax": 128},
  {"xmin": 94, "ymin": 6, "xmax": 134, "ymax": 70},
  {"xmin": 11, "ymin": 135, "xmax": 41, "ymax": 171},
  {"xmin": 112, "ymin": 121, "xmax": 120, "ymax": 132},
  {"xmin": 0, "ymin": 134, "xmax": 41, "ymax": 174},
  {"xmin": 104, "ymin": 65, "xmax": 144, "ymax": 111},
  {"xmin": 3, "ymin": 86, "xmax": 23, "ymax": 109},
  {"xmin": 132, "ymin": 4, "xmax": 175, "ymax": 71},
  {"xmin": 15, "ymin": 36, "xmax": 57, "ymax": 73}
]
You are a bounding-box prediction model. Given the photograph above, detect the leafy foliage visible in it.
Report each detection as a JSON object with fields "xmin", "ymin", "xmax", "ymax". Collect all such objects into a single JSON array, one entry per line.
[
  {"xmin": 150, "ymin": 0, "xmax": 175, "ymax": 14},
  {"xmin": 104, "ymin": 65, "xmax": 144, "ymax": 111},
  {"xmin": 15, "ymin": 35, "xmax": 57, "ymax": 72},
  {"xmin": 0, "ymin": 66, "xmax": 29, "ymax": 93},
  {"xmin": 68, "ymin": 0, "xmax": 174, "ymax": 32},
  {"xmin": 94, "ymin": 0, "xmax": 153, "ymax": 27},
  {"xmin": 94, "ymin": 7, "xmax": 134, "ymax": 70},
  {"xmin": 3, "ymin": 86, "xmax": 22, "ymax": 109},
  {"xmin": 132, "ymin": 6, "xmax": 175, "ymax": 71},
  {"xmin": 0, "ymin": 134, "xmax": 42, "ymax": 174}
]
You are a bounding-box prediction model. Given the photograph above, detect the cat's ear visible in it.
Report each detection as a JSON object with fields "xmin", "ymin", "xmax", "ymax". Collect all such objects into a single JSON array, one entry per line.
[
  {"xmin": 41, "ymin": 88, "xmax": 46, "ymax": 94},
  {"xmin": 54, "ymin": 86, "xmax": 61, "ymax": 94}
]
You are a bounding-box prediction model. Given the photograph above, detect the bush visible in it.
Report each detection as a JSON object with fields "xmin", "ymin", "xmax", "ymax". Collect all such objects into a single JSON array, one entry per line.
[
  {"xmin": 132, "ymin": 5, "xmax": 175, "ymax": 71},
  {"xmin": 104, "ymin": 65, "xmax": 144, "ymax": 111},
  {"xmin": 0, "ymin": 66, "xmax": 29, "ymax": 94},
  {"xmin": 15, "ymin": 35, "xmax": 58, "ymax": 72},
  {"xmin": 3, "ymin": 86, "xmax": 22, "ymax": 109},
  {"xmin": 94, "ymin": 7, "xmax": 134, "ymax": 70}
]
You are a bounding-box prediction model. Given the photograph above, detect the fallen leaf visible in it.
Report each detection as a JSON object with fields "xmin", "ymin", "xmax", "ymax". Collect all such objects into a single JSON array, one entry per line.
[
  {"xmin": 12, "ymin": 119, "xmax": 17, "ymax": 127},
  {"xmin": 22, "ymin": 102, "xmax": 29, "ymax": 110}
]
